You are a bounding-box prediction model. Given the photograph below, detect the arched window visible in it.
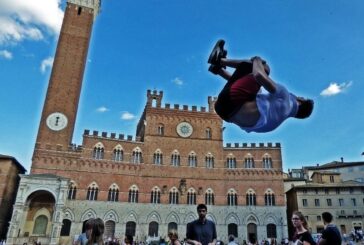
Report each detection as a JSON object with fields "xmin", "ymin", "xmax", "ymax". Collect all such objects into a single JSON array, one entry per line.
[
  {"xmin": 205, "ymin": 189, "xmax": 214, "ymax": 205},
  {"xmin": 205, "ymin": 153, "xmax": 214, "ymax": 169},
  {"xmin": 92, "ymin": 143, "xmax": 104, "ymax": 160},
  {"xmin": 60, "ymin": 219, "xmax": 72, "ymax": 236},
  {"xmin": 169, "ymin": 187, "xmax": 179, "ymax": 204},
  {"xmin": 67, "ymin": 181, "xmax": 77, "ymax": 200},
  {"xmin": 148, "ymin": 221, "xmax": 159, "ymax": 237},
  {"xmin": 128, "ymin": 185, "xmax": 139, "ymax": 203},
  {"xmin": 188, "ymin": 152, "xmax": 197, "ymax": 167},
  {"xmin": 227, "ymin": 189, "xmax": 238, "ymax": 206},
  {"xmin": 187, "ymin": 188, "xmax": 196, "ymax": 205},
  {"xmin": 228, "ymin": 223, "xmax": 238, "ymax": 238},
  {"xmin": 151, "ymin": 186, "xmax": 161, "ymax": 204},
  {"xmin": 171, "ymin": 150, "xmax": 180, "ymax": 166},
  {"xmin": 108, "ymin": 184, "xmax": 119, "ymax": 202},
  {"xmin": 168, "ymin": 222, "xmax": 178, "ymax": 232},
  {"xmin": 112, "ymin": 145, "xmax": 123, "ymax": 162},
  {"xmin": 267, "ymin": 224, "xmax": 277, "ymax": 238},
  {"xmin": 158, "ymin": 124, "xmax": 164, "ymax": 136},
  {"xmin": 206, "ymin": 128, "xmax": 212, "ymax": 139},
  {"xmin": 153, "ymin": 149, "xmax": 163, "ymax": 165},
  {"xmin": 33, "ymin": 215, "xmax": 48, "ymax": 235},
  {"xmin": 86, "ymin": 182, "xmax": 99, "ymax": 201},
  {"xmin": 265, "ymin": 189, "xmax": 276, "ymax": 206},
  {"xmin": 246, "ymin": 189, "xmax": 256, "ymax": 206},
  {"xmin": 132, "ymin": 147, "xmax": 142, "ymax": 164},
  {"xmin": 263, "ymin": 154, "xmax": 273, "ymax": 169},
  {"xmin": 125, "ymin": 221, "xmax": 136, "ymax": 236},
  {"xmin": 227, "ymin": 155, "xmax": 236, "ymax": 169},
  {"xmin": 244, "ymin": 155, "xmax": 255, "ymax": 168}
]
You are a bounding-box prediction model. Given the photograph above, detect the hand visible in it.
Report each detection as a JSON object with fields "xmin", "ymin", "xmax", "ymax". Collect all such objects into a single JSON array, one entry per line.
[
  {"xmin": 250, "ymin": 56, "xmax": 261, "ymax": 62},
  {"xmin": 208, "ymin": 243, "xmax": 215, "ymax": 245},
  {"xmin": 195, "ymin": 242, "xmax": 202, "ymax": 245}
]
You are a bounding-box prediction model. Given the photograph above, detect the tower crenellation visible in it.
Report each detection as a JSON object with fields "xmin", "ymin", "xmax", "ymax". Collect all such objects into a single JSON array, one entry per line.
[
  {"xmin": 67, "ymin": 0, "xmax": 101, "ymax": 19},
  {"xmin": 147, "ymin": 89, "xmax": 163, "ymax": 108},
  {"xmin": 224, "ymin": 142, "xmax": 281, "ymax": 148}
]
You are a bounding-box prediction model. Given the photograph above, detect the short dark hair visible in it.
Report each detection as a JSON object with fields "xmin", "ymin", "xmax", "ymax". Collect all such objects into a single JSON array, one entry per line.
[
  {"xmin": 228, "ymin": 235, "xmax": 235, "ymax": 242},
  {"xmin": 197, "ymin": 204, "xmax": 207, "ymax": 211},
  {"xmin": 322, "ymin": 212, "xmax": 333, "ymax": 223},
  {"xmin": 295, "ymin": 98, "xmax": 314, "ymax": 119}
]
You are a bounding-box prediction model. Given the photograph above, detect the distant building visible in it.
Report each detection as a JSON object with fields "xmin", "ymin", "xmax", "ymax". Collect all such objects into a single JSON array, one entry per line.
[
  {"xmin": 304, "ymin": 159, "xmax": 364, "ymax": 183},
  {"xmin": 0, "ymin": 154, "xmax": 26, "ymax": 240},
  {"xmin": 286, "ymin": 170, "xmax": 364, "ymax": 239},
  {"xmin": 283, "ymin": 169, "xmax": 306, "ymax": 193}
]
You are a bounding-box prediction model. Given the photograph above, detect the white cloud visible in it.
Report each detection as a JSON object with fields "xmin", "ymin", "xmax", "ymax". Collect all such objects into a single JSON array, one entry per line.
[
  {"xmin": 172, "ymin": 77, "xmax": 184, "ymax": 86},
  {"xmin": 320, "ymin": 81, "xmax": 353, "ymax": 97},
  {"xmin": 0, "ymin": 49, "xmax": 12, "ymax": 59},
  {"xmin": 0, "ymin": 0, "xmax": 63, "ymax": 45},
  {"xmin": 121, "ymin": 112, "xmax": 136, "ymax": 120},
  {"xmin": 96, "ymin": 106, "xmax": 109, "ymax": 113},
  {"xmin": 40, "ymin": 57, "xmax": 54, "ymax": 73}
]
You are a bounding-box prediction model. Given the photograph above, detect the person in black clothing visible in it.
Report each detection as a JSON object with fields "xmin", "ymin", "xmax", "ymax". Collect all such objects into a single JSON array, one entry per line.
[
  {"xmin": 291, "ymin": 211, "xmax": 316, "ymax": 245},
  {"xmin": 186, "ymin": 204, "xmax": 217, "ymax": 245},
  {"xmin": 318, "ymin": 212, "xmax": 342, "ymax": 245}
]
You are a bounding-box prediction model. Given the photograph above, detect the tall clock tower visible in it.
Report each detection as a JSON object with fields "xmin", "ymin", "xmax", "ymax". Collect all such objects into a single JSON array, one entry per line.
[{"xmin": 35, "ymin": 0, "xmax": 100, "ymax": 150}]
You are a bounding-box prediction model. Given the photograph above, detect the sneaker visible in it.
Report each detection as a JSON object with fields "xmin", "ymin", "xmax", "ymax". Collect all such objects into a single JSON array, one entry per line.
[
  {"xmin": 208, "ymin": 64, "xmax": 221, "ymax": 75},
  {"xmin": 208, "ymin": 39, "xmax": 225, "ymax": 65}
]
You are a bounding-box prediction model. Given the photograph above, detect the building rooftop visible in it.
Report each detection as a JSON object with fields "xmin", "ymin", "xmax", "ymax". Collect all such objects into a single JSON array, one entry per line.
[
  {"xmin": 0, "ymin": 154, "xmax": 27, "ymax": 173},
  {"xmin": 304, "ymin": 160, "xmax": 364, "ymax": 170},
  {"xmin": 290, "ymin": 180, "xmax": 364, "ymax": 189}
]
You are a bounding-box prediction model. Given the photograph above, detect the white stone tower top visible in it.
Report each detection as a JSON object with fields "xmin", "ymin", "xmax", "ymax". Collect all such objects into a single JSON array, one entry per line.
[{"xmin": 68, "ymin": 0, "xmax": 101, "ymax": 19}]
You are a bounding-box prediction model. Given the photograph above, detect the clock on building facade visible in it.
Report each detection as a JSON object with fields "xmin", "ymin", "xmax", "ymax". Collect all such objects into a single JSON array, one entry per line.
[
  {"xmin": 176, "ymin": 122, "xmax": 193, "ymax": 138},
  {"xmin": 46, "ymin": 112, "xmax": 68, "ymax": 131}
]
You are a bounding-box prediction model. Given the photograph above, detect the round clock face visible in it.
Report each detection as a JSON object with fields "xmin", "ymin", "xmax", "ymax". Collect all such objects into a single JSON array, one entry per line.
[
  {"xmin": 176, "ymin": 122, "xmax": 193, "ymax": 138},
  {"xmin": 46, "ymin": 112, "xmax": 68, "ymax": 131}
]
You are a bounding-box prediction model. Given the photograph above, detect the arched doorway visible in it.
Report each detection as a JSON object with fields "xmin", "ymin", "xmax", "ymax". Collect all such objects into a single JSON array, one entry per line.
[
  {"xmin": 228, "ymin": 223, "xmax": 238, "ymax": 238},
  {"xmin": 148, "ymin": 221, "xmax": 159, "ymax": 237},
  {"xmin": 168, "ymin": 222, "xmax": 177, "ymax": 233},
  {"xmin": 247, "ymin": 223, "xmax": 257, "ymax": 244},
  {"xmin": 25, "ymin": 190, "xmax": 55, "ymax": 237},
  {"xmin": 125, "ymin": 221, "xmax": 136, "ymax": 236},
  {"xmin": 105, "ymin": 220, "xmax": 116, "ymax": 239},
  {"xmin": 267, "ymin": 223, "xmax": 277, "ymax": 239}
]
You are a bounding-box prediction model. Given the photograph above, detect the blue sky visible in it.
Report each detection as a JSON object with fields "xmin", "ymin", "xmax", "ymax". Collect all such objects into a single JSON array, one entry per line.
[{"xmin": 1, "ymin": 0, "xmax": 363, "ymax": 171}]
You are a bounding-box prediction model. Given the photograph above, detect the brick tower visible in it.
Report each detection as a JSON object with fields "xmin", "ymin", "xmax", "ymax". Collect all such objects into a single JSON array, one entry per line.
[{"xmin": 33, "ymin": 1, "xmax": 100, "ymax": 160}]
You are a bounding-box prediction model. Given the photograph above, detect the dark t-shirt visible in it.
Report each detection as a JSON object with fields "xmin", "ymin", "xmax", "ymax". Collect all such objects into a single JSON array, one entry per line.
[
  {"xmin": 293, "ymin": 231, "xmax": 316, "ymax": 245},
  {"xmin": 186, "ymin": 219, "xmax": 217, "ymax": 245},
  {"xmin": 321, "ymin": 225, "xmax": 342, "ymax": 245}
]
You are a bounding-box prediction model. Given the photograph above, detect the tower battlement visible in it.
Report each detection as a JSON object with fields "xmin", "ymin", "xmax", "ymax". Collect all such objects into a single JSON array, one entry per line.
[
  {"xmin": 146, "ymin": 90, "xmax": 216, "ymax": 113},
  {"xmin": 68, "ymin": 0, "xmax": 101, "ymax": 19},
  {"xmin": 83, "ymin": 129, "xmax": 142, "ymax": 142},
  {"xmin": 224, "ymin": 142, "xmax": 281, "ymax": 149}
]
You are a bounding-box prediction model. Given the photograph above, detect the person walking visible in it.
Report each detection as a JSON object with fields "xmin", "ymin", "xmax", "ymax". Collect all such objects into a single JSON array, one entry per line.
[{"xmin": 318, "ymin": 212, "xmax": 341, "ymax": 245}]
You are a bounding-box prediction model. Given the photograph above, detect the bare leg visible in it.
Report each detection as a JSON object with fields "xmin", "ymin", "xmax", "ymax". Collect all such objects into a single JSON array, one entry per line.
[
  {"xmin": 217, "ymin": 68, "xmax": 232, "ymax": 80},
  {"xmin": 252, "ymin": 58, "xmax": 276, "ymax": 93},
  {"xmin": 220, "ymin": 58, "xmax": 252, "ymax": 68}
]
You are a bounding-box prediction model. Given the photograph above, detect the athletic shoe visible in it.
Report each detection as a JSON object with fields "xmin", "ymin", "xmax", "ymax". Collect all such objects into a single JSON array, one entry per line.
[
  {"xmin": 208, "ymin": 64, "xmax": 221, "ymax": 75},
  {"xmin": 208, "ymin": 39, "xmax": 225, "ymax": 65}
]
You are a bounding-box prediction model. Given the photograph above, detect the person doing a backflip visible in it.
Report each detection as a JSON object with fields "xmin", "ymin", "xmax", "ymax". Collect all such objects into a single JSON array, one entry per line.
[{"xmin": 208, "ymin": 40, "xmax": 314, "ymax": 133}]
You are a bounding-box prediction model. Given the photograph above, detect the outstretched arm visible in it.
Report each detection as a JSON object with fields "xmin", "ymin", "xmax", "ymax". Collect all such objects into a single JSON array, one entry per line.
[{"xmin": 252, "ymin": 57, "xmax": 277, "ymax": 93}]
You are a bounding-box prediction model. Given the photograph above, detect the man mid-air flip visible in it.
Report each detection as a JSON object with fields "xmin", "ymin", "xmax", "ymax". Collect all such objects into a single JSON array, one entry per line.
[{"xmin": 208, "ymin": 40, "xmax": 314, "ymax": 133}]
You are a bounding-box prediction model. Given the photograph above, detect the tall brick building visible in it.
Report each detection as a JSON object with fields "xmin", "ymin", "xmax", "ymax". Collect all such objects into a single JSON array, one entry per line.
[
  {"xmin": 0, "ymin": 155, "xmax": 26, "ymax": 240},
  {"xmin": 6, "ymin": 0, "xmax": 288, "ymax": 244}
]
